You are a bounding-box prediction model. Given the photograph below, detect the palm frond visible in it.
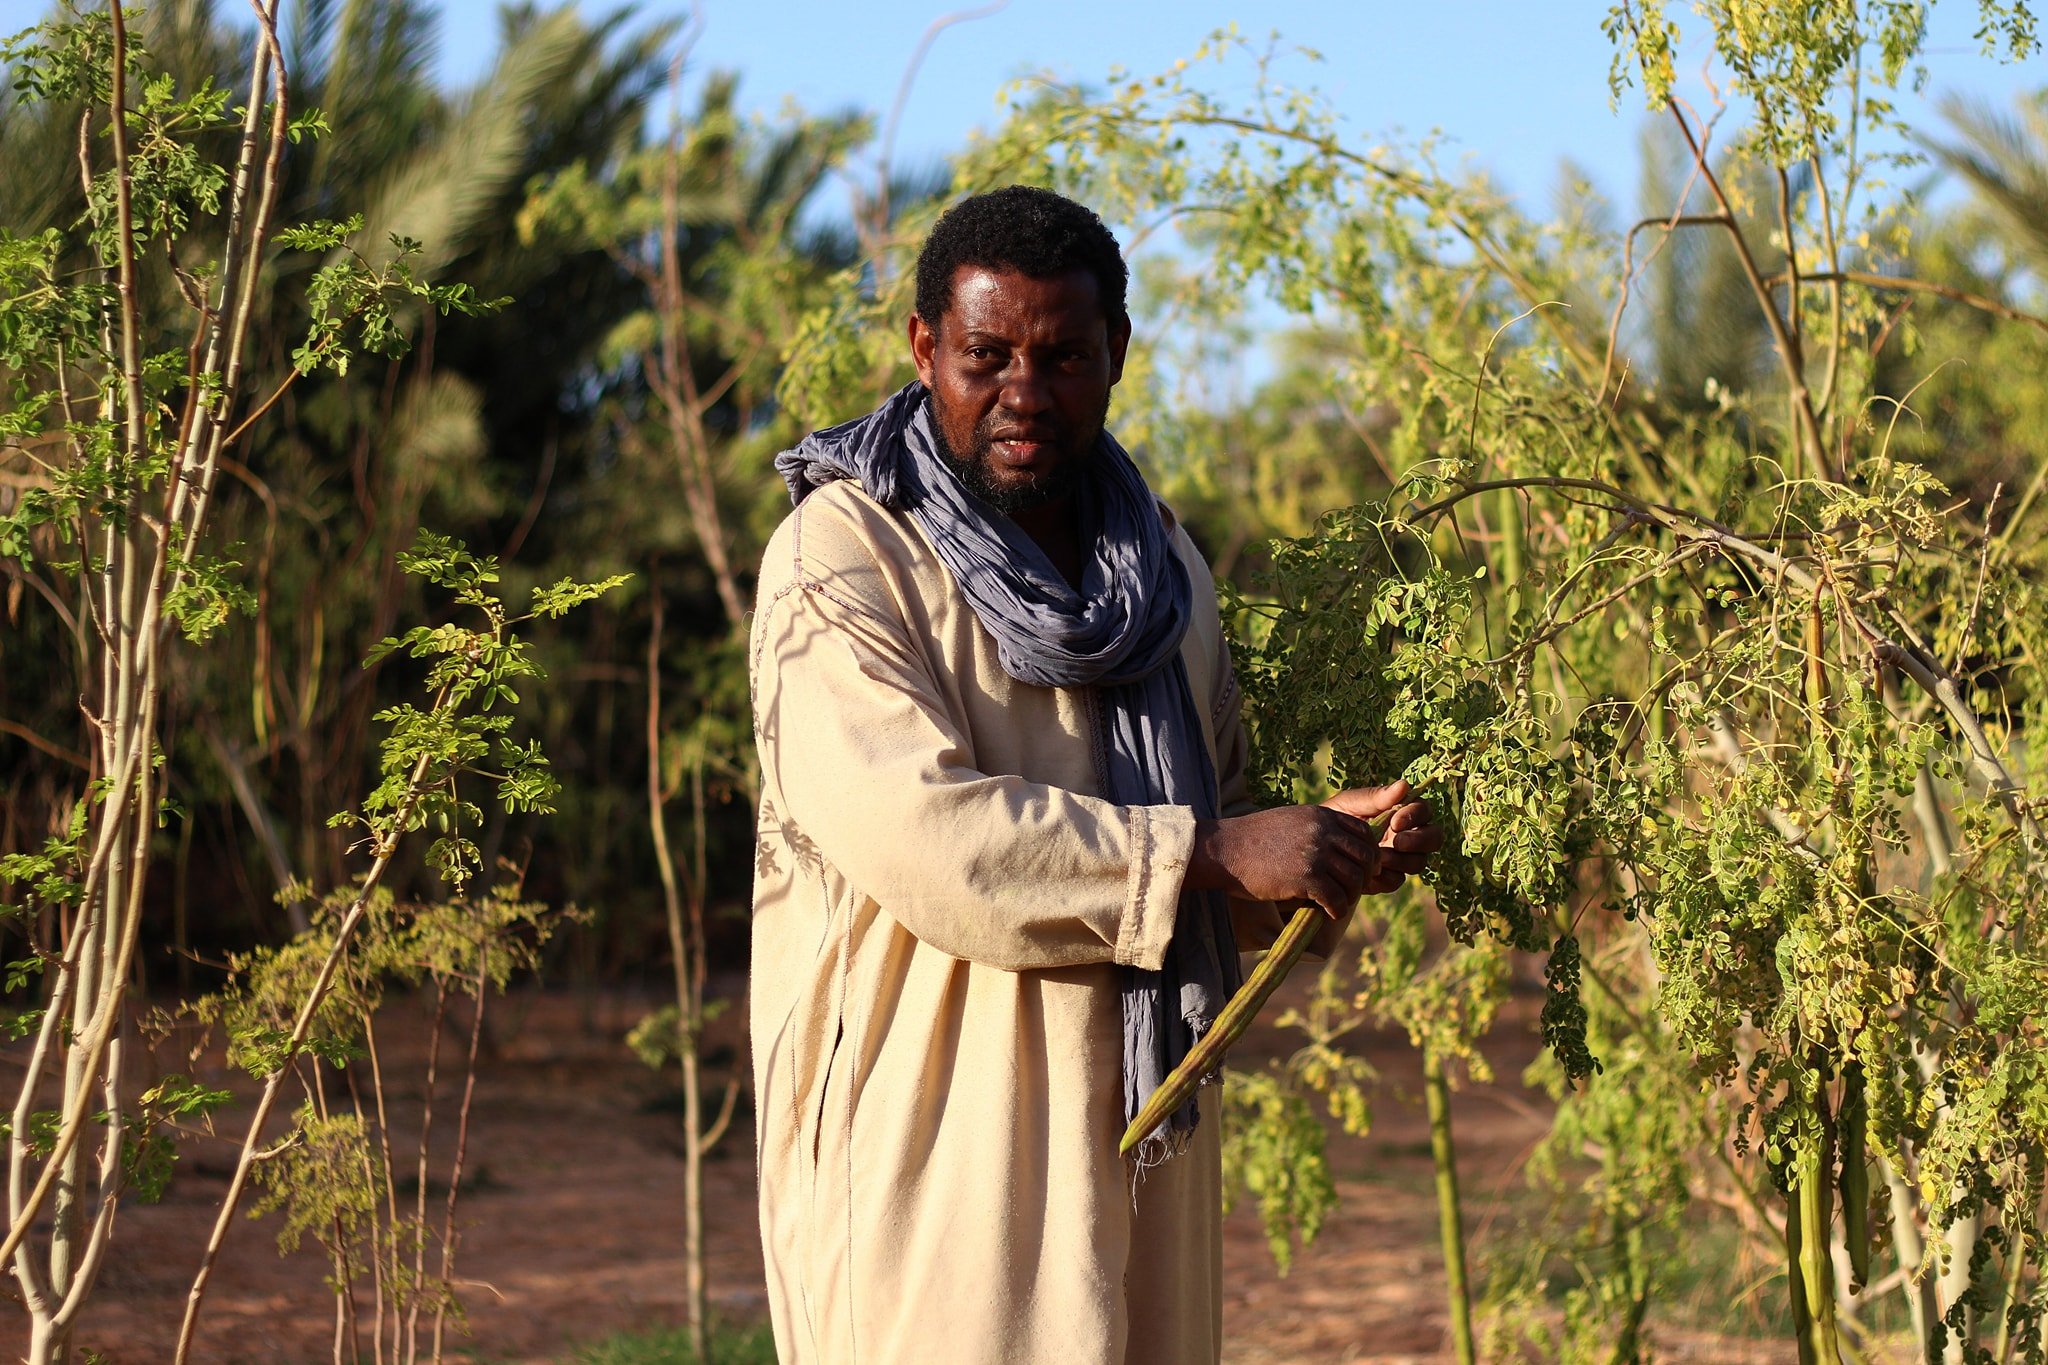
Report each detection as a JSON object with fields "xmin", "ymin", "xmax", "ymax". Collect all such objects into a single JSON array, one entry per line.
[
  {"xmin": 350, "ymin": 4, "xmax": 587, "ymax": 275},
  {"xmin": 1929, "ymin": 90, "xmax": 2048, "ymax": 278}
]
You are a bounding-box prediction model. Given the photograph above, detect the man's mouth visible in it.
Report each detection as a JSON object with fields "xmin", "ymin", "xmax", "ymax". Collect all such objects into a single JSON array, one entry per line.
[
  {"xmin": 947, "ymin": 416, "xmax": 1094, "ymax": 514},
  {"xmin": 989, "ymin": 432, "xmax": 1060, "ymax": 465}
]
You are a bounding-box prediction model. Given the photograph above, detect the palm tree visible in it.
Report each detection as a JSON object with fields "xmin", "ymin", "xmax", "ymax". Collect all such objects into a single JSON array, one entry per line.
[
  {"xmin": 1895, "ymin": 89, "xmax": 2048, "ymax": 554},
  {"xmin": 0, "ymin": 0, "xmax": 870, "ymax": 995},
  {"xmin": 112, "ymin": 0, "xmax": 680, "ymax": 951},
  {"xmin": 1930, "ymin": 90, "xmax": 2048, "ymax": 276}
]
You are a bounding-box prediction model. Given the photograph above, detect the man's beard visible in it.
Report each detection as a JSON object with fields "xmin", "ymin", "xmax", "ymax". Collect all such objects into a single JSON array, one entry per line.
[{"xmin": 933, "ymin": 407, "xmax": 1100, "ymax": 515}]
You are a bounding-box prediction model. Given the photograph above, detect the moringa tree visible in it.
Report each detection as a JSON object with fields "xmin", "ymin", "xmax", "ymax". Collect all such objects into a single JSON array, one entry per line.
[{"xmin": 783, "ymin": 5, "xmax": 2048, "ymax": 1363}]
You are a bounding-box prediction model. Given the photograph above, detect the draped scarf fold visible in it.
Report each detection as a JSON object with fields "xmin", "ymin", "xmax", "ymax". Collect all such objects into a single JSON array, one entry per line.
[{"xmin": 775, "ymin": 381, "xmax": 1240, "ymax": 1164}]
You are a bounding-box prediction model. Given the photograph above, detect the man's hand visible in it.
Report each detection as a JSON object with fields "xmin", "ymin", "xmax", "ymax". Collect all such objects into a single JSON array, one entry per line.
[
  {"xmin": 1186, "ymin": 780, "xmax": 1445, "ymax": 920},
  {"xmin": 1324, "ymin": 784, "xmax": 1442, "ymax": 895}
]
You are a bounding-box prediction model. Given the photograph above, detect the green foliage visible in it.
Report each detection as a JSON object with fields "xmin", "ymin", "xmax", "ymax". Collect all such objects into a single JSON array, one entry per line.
[
  {"xmin": 0, "ymin": 789, "xmax": 91, "ymax": 915},
  {"xmin": 1608, "ymin": 0, "xmax": 2034, "ymax": 158},
  {"xmin": 0, "ymin": 2, "xmax": 473, "ymax": 579},
  {"xmin": 198, "ymin": 846, "xmax": 580, "ymax": 1083},
  {"xmin": 250, "ymin": 1105, "xmax": 379, "ymax": 1258},
  {"xmin": 1220, "ymin": 1066, "xmax": 1337, "ymax": 1274},
  {"xmin": 4, "ymin": 0, "xmax": 2048, "ymax": 1358},
  {"xmin": 0, "ymin": 1108, "xmax": 61, "ymax": 1160},
  {"xmin": 1496, "ymin": 963, "xmax": 1704, "ymax": 1365},
  {"xmin": 0, "ymin": 1058, "xmax": 227, "ymax": 1208},
  {"xmin": 123, "ymin": 1074, "xmax": 233, "ymax": 1204},
  {"xmin": 626, "ymin": 997, "xmax": 731, "ymax": 1072},
  {"xmin": 161, "ymin": 545, "xmax": 258, "ymax": 644},
  {"xmin": 534, "ymin": 572, "xmax": 635, "ymax": 621},
  {"xmin": 4, "ymin": 10, "xmax": 235, "ymax": 248},
  {"xmin": 1, "ymin": 6, "xmax": 116, "ymax": 105},
  {"xmin": 289, "ymin": 217, "xmax": 507, "ymax": 376},
  {"xmin": 1, "ymin": 0, "xmax": 712, "ymax": 1000},
  {"xmin": 206, "ymin": 875, "xmax": 575, "ymax": 1338},
  {"xmin": 561, "ymin": 1320, "xmax": 779, "ymax": 1365},
  {"xmin": 516, "ymin": 69, "xmax": 870, "ymax": 572},
  {"xmin": 773, "ymin": 8, "xmax": 2048, "ymax": 1361},
  {"xmin": 169, "ymin": 527, "xmax": 609, "ymax": 1351},
  {"xmin": 333, "ymin": 531, "xmax": 626, "ymax": 885},
  {"xmin": 0, "ymin": 8, "xmax": 515, "ymax": 1349}
]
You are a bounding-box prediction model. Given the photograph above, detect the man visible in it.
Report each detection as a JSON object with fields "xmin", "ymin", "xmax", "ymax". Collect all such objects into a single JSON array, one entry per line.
[{"xmin": 750, "ymin": 185, "xmax": 1441, "ymax": 1365}]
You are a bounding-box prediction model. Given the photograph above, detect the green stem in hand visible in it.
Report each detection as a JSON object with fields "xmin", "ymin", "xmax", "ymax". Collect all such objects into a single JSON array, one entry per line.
[{"xmin": 1119, "ymin": 903, "xmax": 1324, "ymax": 1155}]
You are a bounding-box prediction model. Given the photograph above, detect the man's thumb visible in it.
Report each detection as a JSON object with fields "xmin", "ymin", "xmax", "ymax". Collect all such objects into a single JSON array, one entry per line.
[{"xmin": 1322, "ymin": 781, "xmax": 1412, "ymax": 822}]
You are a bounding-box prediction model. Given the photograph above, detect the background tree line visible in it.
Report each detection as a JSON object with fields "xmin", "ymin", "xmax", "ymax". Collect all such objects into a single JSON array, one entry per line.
[
  {"xmin": 5, "ymin": 0, "xmax": 2040, "ymax": 1013},
  {"xmin": 0, "ymin": 0, "xmax": 870, "ymax": 1009}
]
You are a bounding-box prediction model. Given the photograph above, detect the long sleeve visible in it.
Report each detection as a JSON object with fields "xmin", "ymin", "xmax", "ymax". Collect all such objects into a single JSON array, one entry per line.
[{"xmin": 750, "ymin": 493, "xmax": 1194, "ymax": 974}]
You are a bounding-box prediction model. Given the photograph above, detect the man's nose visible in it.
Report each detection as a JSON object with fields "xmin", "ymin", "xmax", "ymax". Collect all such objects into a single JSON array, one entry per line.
[{"xmin": 998, "ymin": 355, "xmax": 1054, "ymax": 414}]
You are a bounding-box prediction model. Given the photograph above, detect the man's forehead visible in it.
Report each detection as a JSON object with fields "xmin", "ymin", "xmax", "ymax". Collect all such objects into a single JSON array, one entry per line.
[{"xmin": 944, "ymin": 264, "xmax": 1105, "ymax": 335}]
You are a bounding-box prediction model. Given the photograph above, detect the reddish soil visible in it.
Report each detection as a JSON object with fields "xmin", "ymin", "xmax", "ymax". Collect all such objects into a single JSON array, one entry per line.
[{"xmin": 18, "ymin": 980, "xmax": 1794, "ymax": 1365}]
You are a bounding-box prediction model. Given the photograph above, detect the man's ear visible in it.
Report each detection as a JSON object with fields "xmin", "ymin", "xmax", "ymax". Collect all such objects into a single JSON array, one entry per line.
[
  {"xmin": 1106, "ymin": 314, "xmax": 1132, "ymax": 386},
  {"xmin": 909, "ymin": 312, "xmax": 937, "ymax": 388}
]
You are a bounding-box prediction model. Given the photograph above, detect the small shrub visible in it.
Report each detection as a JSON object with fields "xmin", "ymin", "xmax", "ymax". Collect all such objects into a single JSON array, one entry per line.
[{"xmin": 563, "ymin": 1320, "xmax": 778, "ymax": 1365}]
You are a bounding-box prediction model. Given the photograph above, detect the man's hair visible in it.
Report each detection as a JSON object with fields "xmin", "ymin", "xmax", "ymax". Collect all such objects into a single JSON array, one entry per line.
[{"xmin": 913, "ymin": 186, "xmax": 1129, "ymax": 333}]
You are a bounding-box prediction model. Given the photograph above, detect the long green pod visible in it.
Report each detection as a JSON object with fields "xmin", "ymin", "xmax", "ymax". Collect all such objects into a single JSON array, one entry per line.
[
  {"xmin": 1840, "ymin": 1062, "xmax": 1871, "ymax": 1292},
  {"xmin": 1786, "ymin": 1177, "xmax": 1819, "ymax": 1365},
  {"xmin": 1119, "ymin": 903, "xmax": 1325, "ymax": 1155},
  {"xmin": 1800, "ymin": 1145, "xmax": 1845, "ymax": 1365},
  {"xmin": 1796, "ymin": 1085, "xmax": 1846, "ymax": 1365}
]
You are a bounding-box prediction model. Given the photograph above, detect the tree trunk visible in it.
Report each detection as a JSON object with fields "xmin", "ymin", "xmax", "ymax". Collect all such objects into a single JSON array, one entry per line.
[
  {"xmin": 1882, "ymin": 1153, "xmax": 1938, "ymax": 1365},
  {"xmin": 646, "ymin": 585, "xmax": 713, "ymax": 1362},
  {"xmin": 1423, "ymin": 1047, "xmax": 1475, "ymax": 1365}
]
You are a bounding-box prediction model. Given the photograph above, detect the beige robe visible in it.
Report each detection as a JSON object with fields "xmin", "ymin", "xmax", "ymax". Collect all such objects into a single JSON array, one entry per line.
[{"xmin": 748, "ymin": 479, "xmax": 1289, "ymax": 1365}]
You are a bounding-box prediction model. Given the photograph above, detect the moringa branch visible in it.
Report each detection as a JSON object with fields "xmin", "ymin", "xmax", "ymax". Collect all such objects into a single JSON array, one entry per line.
[
  {"xmin": 1781, "ymin": 270, "xmax": 2048, "ymax": 339},
  {"xmin": 1410, "ymin": 474, "xmax": 2048, "ymax": 886}
]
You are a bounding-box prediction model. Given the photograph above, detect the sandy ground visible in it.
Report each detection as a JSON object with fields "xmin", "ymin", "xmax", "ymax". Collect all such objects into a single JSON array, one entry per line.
[{"xmin": 15, "ymin": 979, "xmax": 1796, "ymax": 1365}]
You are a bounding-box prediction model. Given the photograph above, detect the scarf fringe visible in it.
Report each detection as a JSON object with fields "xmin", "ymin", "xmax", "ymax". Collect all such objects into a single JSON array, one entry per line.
[
  {"xmin": 1123, "ymin": 1067, "xmax": 1226, "ymax": 1205},
  {"xmin": 1125, "ymin": 1123, "xmax": 1194, "ymax": 1204}
]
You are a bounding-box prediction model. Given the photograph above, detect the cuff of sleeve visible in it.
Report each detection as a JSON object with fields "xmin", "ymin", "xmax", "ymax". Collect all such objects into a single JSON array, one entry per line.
[{"xmin": 1114, "ymin": 804, "xmax": 1196, "ymax": 971}]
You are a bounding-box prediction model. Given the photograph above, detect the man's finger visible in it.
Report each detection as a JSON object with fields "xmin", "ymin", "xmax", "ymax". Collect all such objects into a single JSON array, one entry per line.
[
  {"xmin": 1385, "ymin": 800, "xmax": 1434, "ymax": 831},
  {"xmin": 1382, "ymin": 825, "xmax": 1445, "ymax": 854},
  {"xmin": 1308, "ymin": 875, "xmax": 1359, "ymax": 920},
  {"xmin": 1322, "ymin": 851, "xmax": 1368, "ymax": 900},
  {"xmin": 1322, "ymin": 823, "xmax": 1383, "ymax": 872},
  {"xmin": 1321, "ymin": 781, "xmax": 1412, "ymax": 822}
]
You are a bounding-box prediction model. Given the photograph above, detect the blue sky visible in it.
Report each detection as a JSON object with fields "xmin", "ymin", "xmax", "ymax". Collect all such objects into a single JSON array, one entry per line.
[
  {"xmin": 0, "ymin": 0, "xmax": 2033, "ymax": 212},
  {"xmin": 421, "ymin": 0, "xmax": 2041, "ymax": 215}
]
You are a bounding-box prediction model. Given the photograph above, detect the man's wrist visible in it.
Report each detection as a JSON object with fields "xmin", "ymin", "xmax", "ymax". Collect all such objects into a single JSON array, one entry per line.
[{"xmin": 1185, "ymin": 816, "xmax": 1232, "ymax": 894}]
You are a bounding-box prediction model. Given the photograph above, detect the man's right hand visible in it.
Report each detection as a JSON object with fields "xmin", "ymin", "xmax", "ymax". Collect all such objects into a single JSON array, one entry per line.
[{"xmin": 1184, "ymin": 780, "xmax": 1444, "ymax": 920}]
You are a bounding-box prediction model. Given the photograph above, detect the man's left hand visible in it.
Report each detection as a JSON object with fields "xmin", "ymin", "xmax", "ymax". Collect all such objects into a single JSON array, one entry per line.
[{"xmin": 1321, "ymin": 782, "xmax": 1443, "ymax": 895}]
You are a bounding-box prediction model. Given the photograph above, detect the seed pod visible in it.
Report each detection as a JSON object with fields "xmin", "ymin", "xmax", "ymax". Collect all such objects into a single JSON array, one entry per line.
[
  {"xmin": 1120, "ymin": 902, "xmax": 1322, "ymax": 1155},
  {"xmin": 1785, "ymin": 1169, "xmax": 1819, "ymax": 1365},
  {"xmin": 1839, "ymin": 1062, "xmax": 1871, "ymax": 1291},
  {"xmin": 1796, "ymin": 1140, "xmax": 1841, "ymax": 1365},
  {"xmin": 1804, "ymin": 590, "xmax": 1831, "ymax": 716}
]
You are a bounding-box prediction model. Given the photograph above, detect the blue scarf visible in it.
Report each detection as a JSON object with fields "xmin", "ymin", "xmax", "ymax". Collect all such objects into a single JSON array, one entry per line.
[{"xmin": 776, "ymin": 382, "xmax": 1240, "ymax": 1163}]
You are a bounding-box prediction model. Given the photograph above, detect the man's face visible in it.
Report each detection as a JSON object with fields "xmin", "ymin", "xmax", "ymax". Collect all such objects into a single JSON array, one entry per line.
[{"xmin": 909, "ymin": 265, "xmax": 1131, "ymax": 515}]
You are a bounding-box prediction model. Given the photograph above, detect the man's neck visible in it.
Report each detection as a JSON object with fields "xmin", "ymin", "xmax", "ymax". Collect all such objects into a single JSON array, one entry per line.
[{"xmin": 1010, "ymin": 496, "xmax": 1085, "ymax": 591}]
